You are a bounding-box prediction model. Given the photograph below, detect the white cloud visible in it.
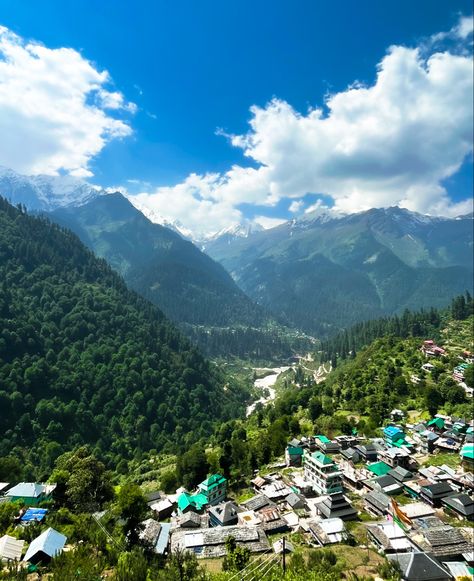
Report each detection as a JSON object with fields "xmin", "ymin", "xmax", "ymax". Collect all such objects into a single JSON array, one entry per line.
[
  {"xmin": 253, "ymin": 216, "xmax": 286, "ymax": 229},
  {"xmin": 454, "ymin": 15, "xmax": 473, "ymax": 39},
  {"xmin": 289, "ymin": 200, "xmax": 304, "ymax": 213},
  {"xmin": 133, "ymin": 20, "xmax": 473, "ymax": 235},
  {"xmin": 0, "ymin": 25, "xmax": 135, "ymax": 177}
]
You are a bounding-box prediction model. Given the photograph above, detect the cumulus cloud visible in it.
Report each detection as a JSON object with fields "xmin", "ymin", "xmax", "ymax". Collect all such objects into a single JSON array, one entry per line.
[
  {"xmin": 0, "ymin": 25, "xmax": 135, "ymax": 177},
  {"xmin": 133, "ymin": 16, "xmax": 473, "ymax": 236}
]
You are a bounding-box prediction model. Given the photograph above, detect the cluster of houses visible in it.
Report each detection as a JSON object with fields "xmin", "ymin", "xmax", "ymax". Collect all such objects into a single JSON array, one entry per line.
[
  {"xmin": 1, "ymin": 419, "xmax": 473, "ymax": 579},
  {"xmin": 420, "ymin": 339, "xmax": 473, "ymax": 398},
  {"xmin": 0, "ymin": 482, "xmax": 66, "ymax": 565}
]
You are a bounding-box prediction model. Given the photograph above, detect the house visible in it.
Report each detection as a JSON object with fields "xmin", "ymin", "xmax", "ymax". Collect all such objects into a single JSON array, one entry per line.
[
  {"xmin": 340, "ymin": 447, "xmax": 360, "ymax": 463},
  {"xmin": 395, "ymin": 502, "xmax": 435, "ymax": 520},
  {"xmin": 303, "ymin": 450, "xmax": 343, "ymax": 495},
  {"xmin": 441, "ymin": 494, "xmax": 474, "ymax": 521},
  {"xmin": 150, "ymin": 497, "xmax": 175, "ymax": 520},
  {"xmin": 390, "ymin": 409, "xmax": 405, "ymax": 421},
  {"xmin": 259, "ymin": 507, "xmax": 289, "ymax": 534},
  {"xmin": 242, "ymin": 494, "xmax": 274, "ymax": 513},
  {"xmin": 410, "ymin": 520, "xmax": 472, "ymax": 560},
  {"xmin": 460, "ymin": 443, "xmax": 474, "ymax": 469},
  {"xmin": 442, "ymin": 561, "xmax": 471, "ymax": 580},
  {"xmin": 238, "ymin": 510, "xmax": 261, "ymax": 527},
  {"xmin": 139, "ymin": 519, "xmax": 171, "ymax": 555},
  {"xmin": 334, "ymin": 435, "xmax": 359, "ymax": 450},
  {"xmin": 178, "ymin": 511, "xmax": 203, "ymax": 529},
  {"xmin": 197, "ymin": 474, "xmax": 227, "ymax": 506},
  {"xmin": 372, "ymin": 475, "xmax": 403, "ymax": 496},
  {"xmin": 367, "ymin": 461, "xmax": 391, "ymax": 477},
  {"xmin": 309, "ymin": 518, "xmax": 347, "ymax": 546},
  {"xmin": 0, "ymin": 535, "xmax": 25, "ymax": 561},
  {"xmin": 285, "ymin": 492, "xmax": 306, "ymax": 511},
  {"xmin": 384, "ymin": 426, "xmax": 411, "ymax": 449},
  {"xmin": 367, "ymin": 522, "xmax": 413, "ymax": 553},
  {"xmin": 23, "ymin": 528, "xmax": 66, "ymax": 564},
  {"xmin": 387, "ymin": 552, "xmax": 452, "ymax": 581},
  {"xmin": 428, "ymin": 417, "xmax": 446, "ymax": 432},
  {"xmin": 177, "ymin": 492, "xmax": 208, "ymax": 514},
  {"xmin": 259, "ymin": 480, "xmax": 292, "ymax": 501},
  {"xmin": 285, "ymin": 445, "xmax": 304, "ymax": 467},
  {"xmin": 354, "ymin": 444, "xmax": 378, "ymax": 463},
  {"xmin": 273, "ymin": 539, "xmax": 294, "ymax": 554},
  {"xmin": 364, "ymin": 490, "xmax": 391, "ymax": 517},
  {"xmin": 315, "ymin": 492, "xmax": 357, "ymax": 521},
  {"xmin": 418, "ymin": 430, "xmax": 439, "ymax": 454},
  {"xmin": 420, "ymin": 483, "xmax": 455, "ymax": 507},
  {"xmin": 379, "ymin": 447, "xmax": 411, "ymax": 469},
  {"xmin": 208, "ymin": 501, "xmax": 239, "ymax": 527},
  {"xmin": 20, "ymin": 508, "xmax": 48, "ymax": 524},
  {"xmin": 388, "ymin": 467, "xmax": 414, "ymax": 483},
  {"xmin": 5, "ymin": 483, "xmax": 55, "ymax": 506},
  {"xmin": 314, "ymin": 435, "xmax": 340, "ymax": 454},
  {"xmin": 422, "ymin": 362, "xmax": 436, "ymax": 372},
  {"xmin": 170, "ymin": 525, "xmax": 270, "ymax": 558}
]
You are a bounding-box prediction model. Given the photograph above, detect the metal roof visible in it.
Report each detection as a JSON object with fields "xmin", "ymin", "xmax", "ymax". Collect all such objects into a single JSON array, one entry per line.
[
  {"xmin": 0, "ymin": 535, "xmax": 25, "ymax": 560},
  {"xmin": 20, "ymin": 508, "xmax": 48, "ymax": 523},
  {"xmin": 6, "ymin": 483, "xmax": 45, "ymax": 498},
  {"xmin": 23, "ymin": 528, "xmax": 66, "ymax": 562}
]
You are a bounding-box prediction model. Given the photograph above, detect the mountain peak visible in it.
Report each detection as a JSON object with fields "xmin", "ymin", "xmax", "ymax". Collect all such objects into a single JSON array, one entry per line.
[{"xmin": 0, "ymin": 166, "xmax": 99, "ymax": 211}]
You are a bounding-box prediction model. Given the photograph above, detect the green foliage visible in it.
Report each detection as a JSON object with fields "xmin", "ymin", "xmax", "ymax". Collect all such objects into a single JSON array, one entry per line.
[
  {"xmin": 114, "ymin": 548, "xmax": 148, "ymax": 581},
  {"xmin": 50, "ymin": 545, "xmax": 106, "ymax": 580},
  {"xmin": 115, "ymin": 483, "xmax": 148, "ymax": 546},
  {"xmin": 0, "ymin": 502, "xmax": 20, "ymax": 536},
  {"xmin": 205, "ymin": 208, "xmax": 473, "ymax": 337},
  {"xmin": 222, "ymin": 535, "xmax": 250, "ymax": 572},
  {"xmin": 0, "ymin": 198, "xmax": 246, "ymax": 474},
  {"xmin": 176, "ymin": 444, "xmax": 210, "ymax": 490},
  {"xmin": 51, "ymin": 447, "xmax": 114, "ymax": 512},
  {"xmin": 149, "ymin": 548, "xmax": 208, "ymax": 581}
]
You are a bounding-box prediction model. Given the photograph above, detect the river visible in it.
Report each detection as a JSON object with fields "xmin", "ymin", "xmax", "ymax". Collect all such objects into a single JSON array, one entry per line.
[{"xmin": 246, "ymin": 366, "xmax": 290, "ymax": 416}]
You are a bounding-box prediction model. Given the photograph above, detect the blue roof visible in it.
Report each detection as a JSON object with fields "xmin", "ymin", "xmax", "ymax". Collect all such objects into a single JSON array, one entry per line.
[
  {"xmin": 384, "ymin": 426, "xmax": 403, "ymax": 438},
  {"xmin": 6, "ymin": 482, "xmax": 44, "ymax": 498},
  {"xmin": 21, "ymin": 508, "xmax": 48, "ymax": 523},
  {"xmin": 23, "ymin": 528, "xmax": 66, "ymax": 562},
  {"xmin": 155, "ymin": 522, "xmax": 171, "ymax": 555}
]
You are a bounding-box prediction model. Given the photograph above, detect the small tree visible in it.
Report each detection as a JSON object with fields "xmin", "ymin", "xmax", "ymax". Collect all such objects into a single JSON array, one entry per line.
[{"xmin": 222, "ymin": 535, "xmax": 250, "ymax": 572}]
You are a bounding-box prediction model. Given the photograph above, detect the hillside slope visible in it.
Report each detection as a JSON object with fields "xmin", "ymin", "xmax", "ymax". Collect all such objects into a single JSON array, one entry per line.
[
  {"xmin": 49, "ymin": 193, "xmax": 266, "ymax": 328},
  {"xmin": 205, "ymin": 207, "xmax": 473, "ymax": 336},
  {"xmin": 0, "ymin": 197, "xmax": 246, "ymax": 476}
]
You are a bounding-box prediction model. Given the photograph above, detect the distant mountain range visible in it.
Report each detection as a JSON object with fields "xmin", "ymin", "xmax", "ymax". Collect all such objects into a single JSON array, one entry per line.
[
  {"xmin": 0, "ymin": 166, "xmax": 99, "ymax": 211},
  {"xmin": 49, "ymin": 193, "xmax": 267, "ymax": 329},
  {"xmin": 204, "ymin": 207, "xmax": 473, "ymax": 336},
  {"xmin": 1, "ymin": 166, "xmax": 472, "ymax": 340}
]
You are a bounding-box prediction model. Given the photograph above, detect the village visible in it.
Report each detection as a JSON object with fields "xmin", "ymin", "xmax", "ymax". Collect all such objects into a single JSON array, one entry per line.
[{"xmin": 0, "ymin": 338, "xmax": 473, "ymax": 580}]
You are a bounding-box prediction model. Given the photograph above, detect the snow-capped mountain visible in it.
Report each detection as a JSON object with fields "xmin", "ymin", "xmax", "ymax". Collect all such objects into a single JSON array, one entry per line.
[
  {"xmin": 0, "ymin": 166, "xmax": 100, "ymax": 211},
  {"xmin": 126, "ymin": 196, "xmax": 195, "ymax": 240}
]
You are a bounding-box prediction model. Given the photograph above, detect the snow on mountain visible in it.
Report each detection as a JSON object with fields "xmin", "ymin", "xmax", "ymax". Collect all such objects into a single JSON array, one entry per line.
[
  {"xmin": 0, "ymin": 166, "xmax": 99, "ymax": 211},
  {"xmin": 125, "ymin": 196, "xmax": 195, "ymax": 240}
]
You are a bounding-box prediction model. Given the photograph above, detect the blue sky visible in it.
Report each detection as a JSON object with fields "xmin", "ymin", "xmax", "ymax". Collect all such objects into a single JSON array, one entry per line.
[{"xmin": 0, "ymin": 0, "xmax": 473, "ymax": 235}]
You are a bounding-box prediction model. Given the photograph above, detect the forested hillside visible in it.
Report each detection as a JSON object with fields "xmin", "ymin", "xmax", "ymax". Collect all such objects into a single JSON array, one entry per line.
[
  {"xmin": 49, "ymin": 193, "xmax": 266, "ymax": 328},
  {"xmin": 205, "ymin": 207, "xmax": 473, "ymax": 336},
  {"xmin": 0, "ymin": 198, "xmax": 248, "ymax": 478},
  {"xmin": 320, "ymin": 293, "xmax": 473, "ymax": 363}
]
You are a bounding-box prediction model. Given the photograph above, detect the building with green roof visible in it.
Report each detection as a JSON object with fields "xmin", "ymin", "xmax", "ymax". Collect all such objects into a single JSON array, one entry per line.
[
  {"xmin": 303, "ymin": 450, "xmax": 343, "ymax": 495},
  {"xmin": 460, "ymin": 443, "xmax": 474, "ymax": 469},
  {"xmin": 427, "ymin": 417, "xmax": 445, "ymax": 431},
  {"xmin": 177, "ymin": 491, "xmax": 209, "ymax": 514},
  {"xmin": 197, "ymin": 474, "xmax": 227, "ymax": 506},
  {"xmin": 367, "ymin": 461, "xmax": 391, "ymax": 477}
]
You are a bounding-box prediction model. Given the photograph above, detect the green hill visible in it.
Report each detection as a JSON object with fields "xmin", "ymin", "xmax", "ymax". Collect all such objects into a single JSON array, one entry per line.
[
  {"xmin": 0, "ymin": 197, "xmax": 247, "ymax": 478},
  {"xmin": 205, "ymin": 207, "xmax": 473, "ymax": 336}
]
